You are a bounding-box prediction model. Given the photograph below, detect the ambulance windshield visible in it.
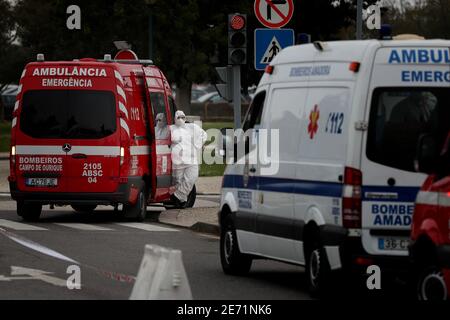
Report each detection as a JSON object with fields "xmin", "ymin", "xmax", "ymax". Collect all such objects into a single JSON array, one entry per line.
[
  {"xmin": 20, "ymin": 90, "xmax": 117, "ymax": 139},
  {"xmin": 367, "ymin": 88, "xmax": 450, "ymax": 172}
]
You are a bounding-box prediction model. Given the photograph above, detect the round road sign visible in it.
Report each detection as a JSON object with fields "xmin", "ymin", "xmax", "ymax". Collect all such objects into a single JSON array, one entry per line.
[{"xmin": 254, "ymin": 0, "xmax": 294, "ymax": 29}]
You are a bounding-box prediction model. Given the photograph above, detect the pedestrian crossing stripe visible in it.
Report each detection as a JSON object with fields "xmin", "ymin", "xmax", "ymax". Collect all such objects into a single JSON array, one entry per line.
[
  {"xmin": 54, "ymin": 223, "xmax": 113, "ymax": 231},
  {"xmin": 0, "ymin": 219, "xmax": 48, "ymax": 231},
  {"xmin": 116, "ymin": 223, "xmax": 179, "ymax": 232},
  {"xmin": 0, "ymin": 220, "xmax": 179, "ymax": 232},
  {"xmin": 260, "ymin": 36, "xmax": 282, "ymax": 64}
]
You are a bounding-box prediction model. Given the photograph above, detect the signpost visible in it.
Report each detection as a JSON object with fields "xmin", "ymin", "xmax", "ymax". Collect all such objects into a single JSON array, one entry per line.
[{"xmin": 357, "ymin": 0, "xmax": 363, "ymax": 40}]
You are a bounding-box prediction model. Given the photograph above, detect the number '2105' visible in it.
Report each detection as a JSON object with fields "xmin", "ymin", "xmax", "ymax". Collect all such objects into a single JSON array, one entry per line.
[{"xmin": 325, "ymin": 112, "xmax": 344, "ymax": 134}]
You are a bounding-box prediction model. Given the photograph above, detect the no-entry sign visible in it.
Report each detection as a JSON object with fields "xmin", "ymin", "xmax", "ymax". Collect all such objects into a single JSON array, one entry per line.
[{"xmin": 254, "ymin": 0, "xmax": 294, "ymax": 29}]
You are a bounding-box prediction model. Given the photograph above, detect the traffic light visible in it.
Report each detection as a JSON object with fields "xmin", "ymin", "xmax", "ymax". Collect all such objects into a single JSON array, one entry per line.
[{"xmin": 228, "ymin": 14, "xmax": 247, "ymax": 65}]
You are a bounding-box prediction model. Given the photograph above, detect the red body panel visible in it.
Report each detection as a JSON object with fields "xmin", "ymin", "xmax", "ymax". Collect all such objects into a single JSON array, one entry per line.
[{"xmin": 413, "ymin": 175, "xmax": 450, "ymax": 292}]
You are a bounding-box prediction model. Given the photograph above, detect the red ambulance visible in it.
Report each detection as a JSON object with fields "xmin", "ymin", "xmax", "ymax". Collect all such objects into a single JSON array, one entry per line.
[
  {"xmin": 410, "ymin": 134, "xmax": 450, "ymax": 300},
  {"xmin": 8, "ymin": 50, "xmax": 188, "ymax": 222}
]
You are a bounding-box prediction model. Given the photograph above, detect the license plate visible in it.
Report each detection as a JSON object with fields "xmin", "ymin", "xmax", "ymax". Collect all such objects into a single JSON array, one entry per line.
[
  {"xmin": 26, "ymin": 178, "xmax": 58, "ymax": 188},
  {"xmin": 378, "ymin": 238, "xmax": 410, "ymax": 251}
]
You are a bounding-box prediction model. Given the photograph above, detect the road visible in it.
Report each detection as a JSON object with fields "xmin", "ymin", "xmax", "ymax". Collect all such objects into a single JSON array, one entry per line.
[
  {"xmin": 0, "ymin": 161, "xmax": 411, "ymax": 300},
  {"xmin": 0, "ymin": 201, "xmax": 311, "ymax": 300}
]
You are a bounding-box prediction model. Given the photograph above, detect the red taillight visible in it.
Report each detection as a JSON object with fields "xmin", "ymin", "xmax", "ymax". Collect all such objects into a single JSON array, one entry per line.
[
  {"xmin": 345, "ymin": 166, "xmax": 362, "ymax": 186},
  {"xmin": 355, "ymin": 257, "xmax": 374, "ymax": 266},
  {"xmin": 265, "ymin": 65, "xmax": 274, "ymax": 74},
  {"xmin": 349, "ymin": 62, "xmax": 361, "ymax": 73},
  {"xmin": 343, "ymin": 167, "xmax": 362, "ymax": 229}
]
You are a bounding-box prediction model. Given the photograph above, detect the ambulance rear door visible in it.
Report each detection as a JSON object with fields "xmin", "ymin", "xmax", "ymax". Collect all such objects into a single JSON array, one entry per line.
[
  {"xmin": 143, "ymin": 67, "xmax": 173, "ymax": 201},
  {"xmin": 361, "ymin": 45, "xmax": 450, "ymax": 256},
  {"xmin": 14, "ymin": 87, "xmax": 69, "ymax": 194},
  {"xmin": 63, "ymin": 66, "xmax": 121, "ymax": 194}
]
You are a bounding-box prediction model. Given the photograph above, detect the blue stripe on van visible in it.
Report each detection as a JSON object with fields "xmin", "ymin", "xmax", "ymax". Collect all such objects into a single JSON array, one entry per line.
[
  {"xmin": 223, "ymin": 175, "xmax": 343, "ymax": 198},
  {"xmin": 223, "ymin": 175, "xmax": 420, "ymax": 202}
]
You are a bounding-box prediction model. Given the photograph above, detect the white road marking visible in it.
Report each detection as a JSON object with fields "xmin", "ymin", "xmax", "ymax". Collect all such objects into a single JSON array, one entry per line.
[
  {"xmin": 2, "ymin": 230, "xmax": 78, "ymax": 264},
  {"xmin": 116, "ymin": 223, "xmax": 179, "ymax": 232},
  {"xmin": 0, "ymin": 219, "xmax": 47, "ymax": 231},
  {"xmin": 5, "ymin": 266, "xmax": 68, "ymax": 287},
  {"xmin": 54, "ymin": 223, "xmax": 113, "ymax": 231}
]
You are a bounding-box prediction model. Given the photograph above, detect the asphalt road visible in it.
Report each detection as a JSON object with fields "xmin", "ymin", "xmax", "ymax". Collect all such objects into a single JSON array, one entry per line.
[{"xmin": 0, "ymin": 201, "xmax": 311, "ymax": 300}]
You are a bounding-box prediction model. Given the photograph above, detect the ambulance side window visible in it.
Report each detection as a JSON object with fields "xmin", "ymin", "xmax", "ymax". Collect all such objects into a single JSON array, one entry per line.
[
  {"xmin": 367, "ymin": 88, "xmax": 448, "ymax": 172},
  {"xmin": 242, "ymin": 91, "xmax": 266, "ymax": 132},
  {"xmin": 150, "ymin": 92, "xmax": 170, "ymax": 140},
  {"xmin": 168, "ymin": 96, "xmax": 177, "ymax": 125}
]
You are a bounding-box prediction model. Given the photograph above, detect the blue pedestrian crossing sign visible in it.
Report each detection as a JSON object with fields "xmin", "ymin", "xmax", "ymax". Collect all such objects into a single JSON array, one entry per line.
[{"xmin": 255, "ymin": 28, "xmax": 295, "ymax": 71}]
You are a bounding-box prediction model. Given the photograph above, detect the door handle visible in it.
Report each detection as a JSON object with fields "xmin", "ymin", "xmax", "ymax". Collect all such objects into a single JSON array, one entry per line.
[
  {"xmin": 249, "ymin": 167, "xmax": 257, "ymax": 174},
  {"xmin": 72, "ymin": 153, "xmax": 87, "ymax": 159}
]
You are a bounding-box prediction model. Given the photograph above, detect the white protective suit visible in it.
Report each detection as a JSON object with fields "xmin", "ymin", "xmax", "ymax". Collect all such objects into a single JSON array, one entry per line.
[
  {"xmin": 170, "ymin": 111, "xmax": 207, "ymax": 202},
  {"xmin": 155, "ymin": 113, "xmax": 169, "ymax": 140}
]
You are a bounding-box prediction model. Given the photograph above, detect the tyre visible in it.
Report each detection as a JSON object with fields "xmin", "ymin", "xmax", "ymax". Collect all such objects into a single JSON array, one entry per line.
[
  {"xmin": 17, "ymin": 201, "xmax": 42, "ymax": 222},
  {"xmin": 305, "ymin": 238, "xmax": 331, "ymax": 297},
  {"xmin": 185, "ymin": 185, "xmax": 197, "ymax": 208},
  {"xmin": 71, "ymin": 205, "xmax": 97, "ymax": 213},
  {"xmin": 417, "ymin": 267, "xmax": 448, "ymax": 301},
  {"xmin": 220, "ymin": 214, "xmax": 252, "ymax": 276},
  {"xmin": 124, "ymin": 187, "xmax": 148, "ymax": 222}
]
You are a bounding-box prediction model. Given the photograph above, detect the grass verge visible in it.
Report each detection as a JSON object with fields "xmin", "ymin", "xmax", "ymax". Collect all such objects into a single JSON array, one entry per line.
[{"xmin": 200, "ymin": 122, "xmax": 232, "ymax": 177}]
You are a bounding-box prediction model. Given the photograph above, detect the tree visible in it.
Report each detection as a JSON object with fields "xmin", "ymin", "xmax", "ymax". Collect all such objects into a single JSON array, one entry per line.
[
  {"xmin": 384, "ymin": 0, "xmax": 450, "ymax": 39},
  {"xmin": 151, "ymin": 0, "xmax": 251, "ymax": 112},
  {"xmin": 0, "ymin": 0, "xmax": 17, "ymax": 121},
  {"xmin": 14, "ymin": 0, "xmax": 150, "ymax": 61}
]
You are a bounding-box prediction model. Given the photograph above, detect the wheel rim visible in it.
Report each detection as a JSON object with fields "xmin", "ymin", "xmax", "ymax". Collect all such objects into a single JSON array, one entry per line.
[
  {"xmin": 224, "ymin": 230, "xmax": 234, "ymax": 265},
  {"xmin": 420, "ymin": 270, "xmax": 448, "ymax": 301},
  {"xmin": 309, "ymin": 249, "xmax": 321, "ymax": 288}
]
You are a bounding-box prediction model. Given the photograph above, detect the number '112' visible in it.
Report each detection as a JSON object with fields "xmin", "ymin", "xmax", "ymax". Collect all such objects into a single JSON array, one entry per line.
[{"xmin": 325, "ymin": 113, "xmax": 344, "ymax": 134}]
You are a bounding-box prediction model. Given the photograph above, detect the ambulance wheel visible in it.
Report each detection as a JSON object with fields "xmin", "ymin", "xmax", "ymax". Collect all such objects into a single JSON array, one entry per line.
[
  {"xmin": 71, "ymin": 205, "xmax": 97, "ymax": 213},
  {"xmin": 305, "ymin": 238, "xmax": 331, "ymax": 297},
  {"xmin": 417, "ymin": 267, "xmax": 448, "ymax": 301},
  {"xmin": 124, "ymin": 188, "xmax": 148, "ymax": 222},
  {"xmin": 220, "ymin": 215, "xmax": 252, "ymax": 276},
  {"xmin": 185, "ymin": 185, "xmax": 197, "ymax": 208},
  {"xmin": 17, "ymin": 201, "xmax": 42, "ymax": 222}
]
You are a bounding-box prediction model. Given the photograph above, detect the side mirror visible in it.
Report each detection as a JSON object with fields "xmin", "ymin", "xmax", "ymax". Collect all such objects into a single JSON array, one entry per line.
[{"xmin": 416, "ymin": 134, "xmax": 438, "ymax": 174}]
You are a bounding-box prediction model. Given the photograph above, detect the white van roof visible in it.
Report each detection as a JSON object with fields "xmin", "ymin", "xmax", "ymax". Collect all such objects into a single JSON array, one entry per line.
[{"xmin": 271, "ymin": 39, "xmax": 450, "ymax": 66}]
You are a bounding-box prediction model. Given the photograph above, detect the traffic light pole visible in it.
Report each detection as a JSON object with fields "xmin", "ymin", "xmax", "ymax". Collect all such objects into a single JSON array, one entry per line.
[{"xmin": 233, "ymin": 65, "xmax": 241, "ymax": 129}]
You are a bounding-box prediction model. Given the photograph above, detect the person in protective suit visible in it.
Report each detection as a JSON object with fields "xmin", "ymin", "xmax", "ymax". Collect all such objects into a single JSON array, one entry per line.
[
  {"xmin": 170, "ymin": 111, "xmax": 207, "ymax": 208},
  {"xmin": 155, "ymin": 113, "xmax": 169, "ymax": 140}
]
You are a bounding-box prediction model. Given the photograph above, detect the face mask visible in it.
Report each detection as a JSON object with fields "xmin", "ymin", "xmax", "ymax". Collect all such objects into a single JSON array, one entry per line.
[
  {"xmin": 176, "ymin": 118, "xmax": 186, "ymax": 127},
  {"xmin": 157, "ymin": 120, "xmax": 165, "ymax": 129}
]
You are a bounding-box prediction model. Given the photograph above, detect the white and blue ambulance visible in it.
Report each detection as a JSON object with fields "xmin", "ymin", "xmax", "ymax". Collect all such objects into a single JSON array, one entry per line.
[{"xmin": 219, "ymin": 37, "xmax": 450, "ymax": 296}]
